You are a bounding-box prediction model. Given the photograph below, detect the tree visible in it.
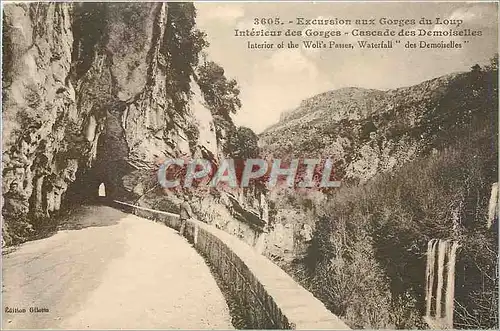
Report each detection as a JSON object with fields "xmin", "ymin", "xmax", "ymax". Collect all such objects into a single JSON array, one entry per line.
[
  {"xmin": 163, "ymin": 2, "xmax": 208, "ymax": 113},
  {"xmin": 196, "ymin": 60, "xmax": 242, "ymax": 120},
  {"xmin": 222, "ymin": 126, "xmax": 260, "ymax": 189},
  {"xmin": 196, "ymin": 60, "xmax": 242, "ymax": 155},
  {"xmin": 225, "ymin": 126, "xmax": 259, "ymax": 159},
  {"xmin": 471, "ymin": 64, "xmax": 482, "ymax": 73},
  {"xmin": 486, "ymin": 53, "xmax": 498, "ymax": 71}
]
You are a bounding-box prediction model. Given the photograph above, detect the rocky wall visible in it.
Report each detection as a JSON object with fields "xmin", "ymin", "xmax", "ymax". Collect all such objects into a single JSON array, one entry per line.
[{"xmin": 2, "ymin": 2, "xmax": 222, "ymax": 245}]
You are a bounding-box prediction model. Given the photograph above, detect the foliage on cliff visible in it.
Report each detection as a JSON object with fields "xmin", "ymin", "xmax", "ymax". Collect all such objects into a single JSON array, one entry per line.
[
  {"xmin": 164, "ymin": 2, "xmax": 208, "ymax": 115},
  {"xmin": 260, "ymin": 56, "xmax": 499, "ymax": 185},
  {"xmin": 1, "ymin": 2, "xmax": 258, "ymax": 247},
  {"xmin": 276, "ymin": 62, "xmax": 498, "ymax": 329},
  {"xmin": 196, "ymin": 60, "xmax": 243, "ymax": 157}
]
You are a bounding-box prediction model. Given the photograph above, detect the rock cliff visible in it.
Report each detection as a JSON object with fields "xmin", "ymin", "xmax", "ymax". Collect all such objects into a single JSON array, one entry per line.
[
  {"xmin": 258, "ymin": 64, "xmax": 498, "ymax": 263},
  {"xmin": 1, "ymin": 2, "xmax": 227, "ymax": 245},
  {"xmin": 260, "ymin": 69, "xmax": 498, "ymax": 184}
]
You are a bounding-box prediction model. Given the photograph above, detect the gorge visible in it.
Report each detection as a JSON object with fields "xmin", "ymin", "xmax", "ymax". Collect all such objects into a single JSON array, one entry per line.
[{"xmin": 2, "ymin": 2, "xmax": 498, "ymax": 330}]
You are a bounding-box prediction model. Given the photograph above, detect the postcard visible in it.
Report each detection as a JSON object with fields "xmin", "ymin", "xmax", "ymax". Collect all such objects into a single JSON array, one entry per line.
[{"xmin": 2, "ymin": 1, "xmax": 498, "ymax": 329}]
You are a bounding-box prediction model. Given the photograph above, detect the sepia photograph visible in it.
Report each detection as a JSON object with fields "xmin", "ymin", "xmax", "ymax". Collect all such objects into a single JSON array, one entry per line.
[{"xmin": 1, "ymin": 0, "xmax": 498, "ymax": 329}]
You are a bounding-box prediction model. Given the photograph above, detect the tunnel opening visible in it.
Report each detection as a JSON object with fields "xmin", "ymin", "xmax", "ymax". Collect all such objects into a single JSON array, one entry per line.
[
  {"xmin": 65, "ymin": 100, "xmax": 137, "ymax": 209},
  {"xmin": 98, "ymin": 183, "xmax": 106, "ymax": 197},
  {"xmin": 64, "ymin": 168, "xmax": 105, "ymax": 206}
]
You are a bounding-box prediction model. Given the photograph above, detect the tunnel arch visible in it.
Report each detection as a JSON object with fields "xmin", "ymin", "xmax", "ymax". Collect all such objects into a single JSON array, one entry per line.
[
  {"xmin": 65, "ymin": 100, "xmax": 135, "ymax": 207},
  {"xmin": 98, "ymin": 182, "xmax": 106, "ymax": 197}
]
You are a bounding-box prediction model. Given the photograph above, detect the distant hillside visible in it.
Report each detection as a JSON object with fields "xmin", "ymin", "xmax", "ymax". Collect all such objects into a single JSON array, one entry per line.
[
  {"xmin": 264, "ymin": 87, "xmax": 385, "ymax": 133},
  {"xmin": 260, "ymin": 69, "xmax": 497, "ymax": 183},
  {"xmin": 259, "ymin": 62, "xmax": 498, "ymax": 329}
]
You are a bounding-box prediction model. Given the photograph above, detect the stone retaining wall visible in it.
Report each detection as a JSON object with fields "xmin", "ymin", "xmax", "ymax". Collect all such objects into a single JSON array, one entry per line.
[{"xmin": 112, "ymin": 200, "xmax": 349, "ymax": 330}]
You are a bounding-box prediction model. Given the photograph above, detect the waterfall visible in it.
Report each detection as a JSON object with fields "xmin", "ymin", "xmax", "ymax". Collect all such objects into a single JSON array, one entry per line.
[
  {"xmin": 435, "ymin": 240, "xmax": 447, "ymax": 317},
  {"xmin": 445, "ymin": 241, "xmax": 460, "ymax": 326},
  {"xmin": 487, "ymin": 182, "xmax": 498, "ymax": 229},
  {"xmin": 425, "ymin": 239, "xmax": 438, "ymax": 317},
  {"xmin": 425, "ymin": 239, "xmax": 460, "ymax": 329}
]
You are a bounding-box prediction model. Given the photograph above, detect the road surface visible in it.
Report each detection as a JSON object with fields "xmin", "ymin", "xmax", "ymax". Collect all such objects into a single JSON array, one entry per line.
[{"xmin": 2, "ymin": 205, "xmax": 233, "ymax": 329}]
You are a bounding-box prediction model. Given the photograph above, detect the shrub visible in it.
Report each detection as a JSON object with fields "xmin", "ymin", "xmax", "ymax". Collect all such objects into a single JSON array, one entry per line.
[{"xmin": 293, "ymin": 119, "xmax": 498, "ymax": 329}]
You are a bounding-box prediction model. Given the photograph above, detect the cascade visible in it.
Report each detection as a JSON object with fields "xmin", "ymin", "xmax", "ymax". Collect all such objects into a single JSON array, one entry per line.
[
  {"xmin": 444, "ymin": 242, "xmax": 460, "ymax": 326},
  {"xmin": 425, "ymin": 239, "xmax": 438, "ymax": 317},
  {"xmin": 424, "ymin": 239, "xmax": 460, "ymax": 329},
  {"xmin": 487, "ymin": 182, "xmax": 498, "ymax": 229}
]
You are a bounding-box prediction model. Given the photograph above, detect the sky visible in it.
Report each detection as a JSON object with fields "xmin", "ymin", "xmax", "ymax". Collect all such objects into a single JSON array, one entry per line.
[{"xmin": 195, "ymin": 1, "xmax": 498, "ymax": 133}]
